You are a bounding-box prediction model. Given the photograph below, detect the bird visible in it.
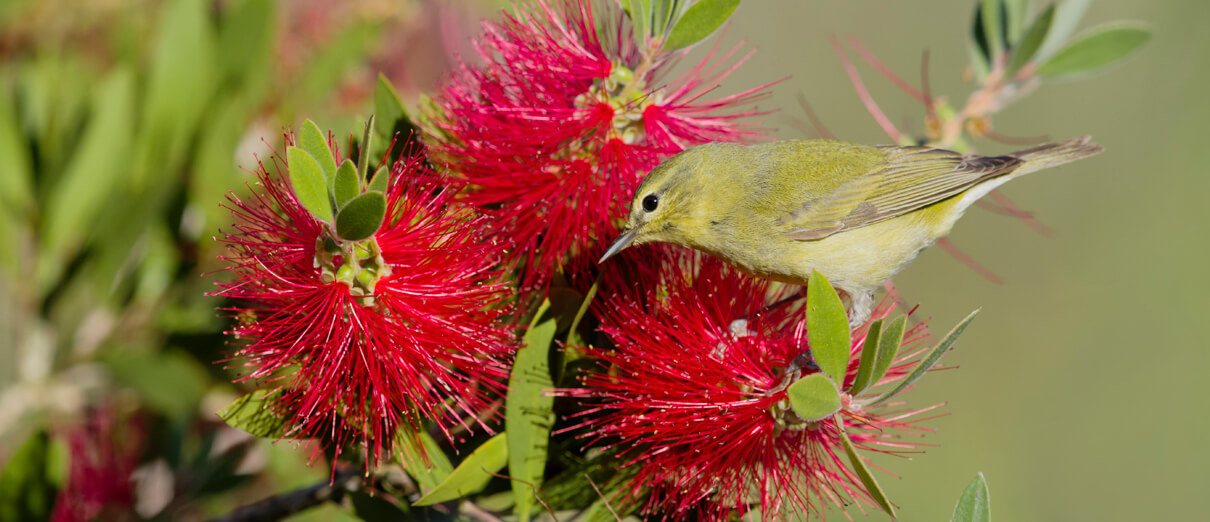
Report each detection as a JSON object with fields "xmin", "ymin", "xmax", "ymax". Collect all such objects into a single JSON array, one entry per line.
[{"xmin": 599, "ymin": 136, "xmax": 1103, "ymax": 325}]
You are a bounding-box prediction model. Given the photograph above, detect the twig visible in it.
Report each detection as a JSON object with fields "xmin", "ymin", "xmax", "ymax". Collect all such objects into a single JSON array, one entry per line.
[
  {"xmin": 461, "ymin": 501, "xmax": 506, "ymax": 522},
  {"xmin": 209, "ymin": 467, "xmax": 361, "ymax": 522},
  {"xmin": 586, "ymin": 474, "xmax": 621, "ymax": 522}
]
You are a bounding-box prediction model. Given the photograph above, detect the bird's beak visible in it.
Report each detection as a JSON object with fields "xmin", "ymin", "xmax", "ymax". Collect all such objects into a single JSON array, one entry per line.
[{"xmin": 599, "ymin": 227, "xmax": 639, "ymax": 263}]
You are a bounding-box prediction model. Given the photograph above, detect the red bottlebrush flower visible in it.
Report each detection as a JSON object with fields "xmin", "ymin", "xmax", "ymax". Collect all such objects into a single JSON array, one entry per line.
[
  {"xmin": 211, "ymin": 135, "xmax": 515, "ymax": 466},
  {"xmin": 51, "ymin": 406, "xmax": 143, "ymax": 522},
  {"xmin": 564, "ymin": 248, "xmax": 938, "ymax": 520},
  {"xmin": 425, "ymin": 0, "xmax": 772, "ymax": 291}
]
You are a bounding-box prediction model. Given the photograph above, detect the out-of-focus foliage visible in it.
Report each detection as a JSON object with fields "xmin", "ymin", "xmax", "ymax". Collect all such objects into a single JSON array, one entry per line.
[{"xmin": 0, "ymin": 0, "xmax": 489, "ymax": 518}]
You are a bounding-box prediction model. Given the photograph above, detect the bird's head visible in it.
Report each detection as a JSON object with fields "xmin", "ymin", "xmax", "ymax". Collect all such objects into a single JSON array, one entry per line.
[{"xmin": 600, "ymin": 144, "xmax": 724, "ymax": 262}]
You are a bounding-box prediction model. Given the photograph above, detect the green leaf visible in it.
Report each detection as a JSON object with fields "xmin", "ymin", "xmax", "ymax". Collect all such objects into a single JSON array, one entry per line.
[
  {"xmin": 1036, "ymin": 23, "xmax": 1150, "ymax": 78},
  {"xmin": 358, "ymin": 116, "xmax": 374, "ymax": 181},
  {"xmin": 217, "ymin": 390, "xmax": 289, "ymax": 438},
  {"xmin": 868, "ymin": 310, "xmax": 979, "ymax": 407},
  {"xmin": 1006, "ymin": 4, "xmax": 1055, "ymax": 78},
  {"xmin": 980, "ymin": 0, "xmax": 1006, "ymax": 60},
  {"xmin": 785, "ymin": 373, "xmax": 842, "ymax": 422},
  {"xmin": 36, "ymin": 68, "xmax": 134, "ymax": 293},
  {"xmin": 334, "ymin": 191, "xmax": 387, "ymax": 241},
  {"xmin": 375, "ymin": 74, "xmax": 407, "ymax": 140},
  {"xmin": 968, "ymin": 42, "xmax": 990, "ymax": 81},
  {"xmin": 1005, "ymin": 0, "xmax": 1030, "ymax": 43},
  {"xmin": 367, "ymin": 165, "xmax": 390, "ymax": 195},
  {"xmin": 299, "ymin": 119, "xmax": 337, "ymax": 187},
  {"xmin": 953, "ymin": 472, "xmax": 992, "ymax": 522},
  {"xmin": 507, "ymin": 300, "xmax": 558, "ymax": 522},
  {"xmin": 650, "ymin": 0, "xmax": 678, "ymax": 39},
  {"xmin": 333, "ymin": 159, "xmax": 360, "ymax": 208},
  {"xmin": 216, "ymin": 0, "xmax": 275, "ymax": 87},
  {"xmin": 104, "ymin": 349, "xmax": 209, "ymax": 420},
  {"xmin": 629, "ymin": 0, "xmax": 653, "ymax": 41},
  {"xmin": 837, "ymin": 418, "xmax": 895, "ymax": 517},
  {"xmin": 664, "ymin": 0, "xmax": 739, "ymax": 50},
  {"xmin": 806, "ymin": 270, "xmax": 851, "ymax": 384},
  {"xmin": 397, "ymin": 430, "xmax": 454, "ymax": 491},
  {"xmin": 286, "ymin": 146, "xmax": 335, "ymax": 223},
  {"xmin": 849, "ymin": 319, "xmax": 883, "ymax": 396},
  {"xmin": 0, "ymin": 432, "xmax": 56, "ymax": 522},
  {"xmin": 868, "ymin": 316, "xmax": 906, "ymax": 394},
  {"xmin": 0, "ymin": 90, "xmax": 33, "ymax": 215},
  {"xmin": 131, "ymin": 0, "xmax": 217, "ymax": 188},
  {"xmin": 414, "ymin": 433, "xmax": 509, "ymax": 505},
  {"xmin": 1033, "ymin": 0, "xmax": 1091, "ymax": 63},
  {"xmin": 372, "ymin": 75, "xmax": 422, "ymax": 166}
]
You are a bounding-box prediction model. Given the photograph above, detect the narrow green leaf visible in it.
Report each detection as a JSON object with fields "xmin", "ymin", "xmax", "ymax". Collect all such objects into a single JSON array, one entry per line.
[
  {"xmin": 1006, "ymin": 4, "xmax": 1055, "ymax": 78},
  {"xmin": 413, "ymin": 434, "xmax": 509, "ymax": 505},
  {"xmin": 650, "ymin": 0, "xmax": 677, "ymax": 38},
  {"xmin": 806, "ymin": 270, "xmax": 851, "ymax": 384},
  {"xmin": 217, "ymin": 390, "xmax": 289, "ymax": 438},
  {"xmin": 786, "ymin": 373, "xmax": 842, "ymax": 422},
  {"xmin": 375, "ymin": 74, "xmax": 407, "ymax": 139},
  {"xmin": 131, "ymin": 0, "xmax": 217, "ymax": 187},
  {"xmin": 0, "ymin": 432, "xmax": 55, "ymax": 522},
  {"xmin": 837, "ymin": 418, "xmax": 895, "ymax": 517},
  {"xmin": 358, "ymin": 115, "xmax": 374, "ymax": 182},
  {"xmin": 397, "ymin": 430, "xmax": 454, "ymax": 491},
  {"xmin": 1004, "ymin": 0, "xmax": 1030, "ymax": 43},
  {"xmin": 299, "ymin": 119, "xmax": 337, "ymax": 185},
  {"xmin": 868, "ymin": 316, "xmax": 906, "ymax": 394},
  {"xmin": 980, "ymin": 0, "xmax": 1005, "ymax": 60},
  {"xmin": 630, "ymin": 0, "xmax": 653, "ymax": 41},
  {"xmin": 335, "ymin": 191, "xmax": 387, "ymax": 241},
  {"xmin": 1034, "ymin": 0, "xmax": 1091, "ymax": 62},
  {"xmin": 663, "ymin": 0, "xmax": 739, "ymax": 50},
  {"xmin": 37, "ymin": 68, "xmax": 134, "ymax": 292},
  {"xmin": 953, "ymin": 472, "xmax": 992, "ymax": 522},
  {"xmin": 286, "ymin": 146, "xmax": 335, "ymax": 223},
  {"xmin": 333, "ymin": 159, "xmax": 360, "ymax": 208},
  {"xmin": 216, "ymin": 0, "xmax": 275, "ymax": 86},
  {"xmin": 868, "ymin": 310, "xmax": 979, "ymax": 407},
  {"xmin": 367, "ymin": 165, "xmax": 390, "ymax": 195},
  {"xmin": 0, "ymin": 92, "xmax": 33, "ymax": 215},
  {"xmin": 507, "ymin": 300, "xmax": 558, "ymax": 522},
  {"xmin": 104, "ymin": 349, "xmax": 209, "ymax": 421},
  {"xmin": 848, "ymin": 319, "xmax": 883, "ymax": 396},
  {"xmin": 969, "ymin": 42, "xmax": 990, "ymax": 81},
  {"xmin": 1036, "ymin": 23, "xmax": 1150, "ymax": 78}
]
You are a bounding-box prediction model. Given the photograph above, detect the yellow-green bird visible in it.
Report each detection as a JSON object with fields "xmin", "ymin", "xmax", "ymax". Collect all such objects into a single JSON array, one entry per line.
[{"xmin": 600, "ymin": 136, "xmax": 1103, "ymax": 324}]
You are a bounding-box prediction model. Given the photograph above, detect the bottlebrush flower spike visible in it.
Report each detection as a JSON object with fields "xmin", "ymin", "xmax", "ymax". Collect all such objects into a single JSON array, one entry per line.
[
  {"xmin": 211, "ymin": 132, "xmax": 515, "ymax": 467},
  {"xmin": 564, "ymin": 248, "xmax": 940, "ymax": 520},
  {"xmin": 425, "ymin": 0, "xmax": 772, "ymax": 292},
  {"xmin": 51, "ymin": 405, "xmax": 143, "ymax": 522}
]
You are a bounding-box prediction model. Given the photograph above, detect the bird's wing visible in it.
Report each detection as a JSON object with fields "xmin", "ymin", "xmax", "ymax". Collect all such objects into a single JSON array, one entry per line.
[{"xmin": 780, "ymin": 146, "xmax": 1023, "ymax": 240}]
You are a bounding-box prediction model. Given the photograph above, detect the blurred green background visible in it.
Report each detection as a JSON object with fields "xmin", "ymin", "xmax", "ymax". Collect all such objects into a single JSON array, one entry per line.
[
  {"xmin": 0, "ymin": 0, "xmax": 1203, "ymax": 520},
  {"xmin": 721, "ymin": 1, "xmax": 1208, "ymax": 520}
]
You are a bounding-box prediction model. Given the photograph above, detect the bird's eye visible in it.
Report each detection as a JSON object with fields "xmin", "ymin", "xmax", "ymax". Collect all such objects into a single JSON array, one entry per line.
[{"xmin": 642, "ymin": 194, "xmax": 659, "ymax": 212}]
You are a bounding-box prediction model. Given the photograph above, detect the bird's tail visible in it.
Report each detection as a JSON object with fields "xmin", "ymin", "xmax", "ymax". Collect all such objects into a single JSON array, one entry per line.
[{"xmin": 1009, "ymin": 135, "xmax": 1104, "ymax": 177}]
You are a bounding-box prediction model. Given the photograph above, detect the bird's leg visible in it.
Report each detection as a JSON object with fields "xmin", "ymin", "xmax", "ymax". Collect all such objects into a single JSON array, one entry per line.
[{"xmin": 841, "ymin": 289, "xmax": 875, "ymax": 329}]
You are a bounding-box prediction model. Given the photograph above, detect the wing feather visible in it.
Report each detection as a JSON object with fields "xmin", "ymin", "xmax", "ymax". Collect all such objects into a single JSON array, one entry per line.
[{"xmin": 781, "ymin": 146, "xmax": 1022, "ymax": 240}]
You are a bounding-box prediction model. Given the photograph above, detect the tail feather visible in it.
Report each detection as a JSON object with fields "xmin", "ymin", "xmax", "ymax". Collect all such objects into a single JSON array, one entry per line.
[{"xmin": 1009, "ymin": 135, "xmax": 1104, "ymax": 177}]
